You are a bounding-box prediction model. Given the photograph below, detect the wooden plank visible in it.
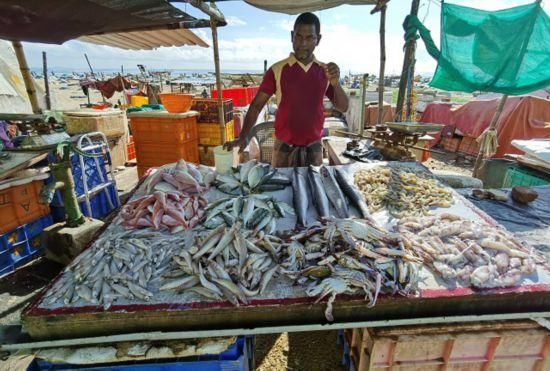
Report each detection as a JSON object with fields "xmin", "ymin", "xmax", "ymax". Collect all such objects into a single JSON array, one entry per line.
[
  {"xmin": 0, "ymin": 151, "xmax": 49, "ymax": 181},
  {"xmin": 325, "ymin": 137, "xmax": 353, "ymax": 165}
]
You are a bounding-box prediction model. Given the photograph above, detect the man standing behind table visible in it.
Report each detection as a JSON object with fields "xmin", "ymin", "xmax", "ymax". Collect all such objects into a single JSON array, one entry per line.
[{"xmin": 224, "ymin": 12, "xmax": 349, "ymax": 167}]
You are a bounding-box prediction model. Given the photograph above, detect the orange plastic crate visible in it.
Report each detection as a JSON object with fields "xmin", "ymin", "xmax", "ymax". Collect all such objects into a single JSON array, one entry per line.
[
  {"xmin": 130, "ymin": 114, "xmax": 198, "ymax": 144},
  {"xmin": 197, "ymin": 120, "xmax": 235, "ymax": 146},
  {"xmin": 126, "ymin": 135, "xmax": 136, "ymax": 161},
  {"xmin": 0, "ymin": 181, "xmax": 50, "ymax": 235},
  {"xmin": 135, "ymin": 139, "xmax": 199, "ymax": 176},
  {"xmin": 458, "ymin": 135, "xmax": 480, "ymax": 156}
]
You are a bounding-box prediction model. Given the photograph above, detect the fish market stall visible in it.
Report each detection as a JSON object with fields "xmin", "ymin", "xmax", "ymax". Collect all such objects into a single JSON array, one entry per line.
[{"xmin": 21, "ymin": 160, "xmax": 549, "ymax": 340}]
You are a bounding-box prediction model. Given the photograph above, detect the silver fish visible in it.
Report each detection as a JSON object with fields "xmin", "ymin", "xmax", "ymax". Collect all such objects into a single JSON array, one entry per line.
[
  {"xmin": 292, "ymin": 168, "xmax": 310, "ymax": 227},
  {"xmin": 334, "ymin": 168, "xmax": 371, "ymax": 220},
  {"xmin": 319, "ymin": 165, "xmax": 349, "ymax": 218},
  {"xmin": 307, "ymin": 166, "xmax": 331, "ymax": 217}
]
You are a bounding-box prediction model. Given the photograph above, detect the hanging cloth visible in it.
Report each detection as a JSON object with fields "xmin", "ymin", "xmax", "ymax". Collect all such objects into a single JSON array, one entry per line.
[{"xmin": 405, "ymin": 2, "xmax": 550, "ymax": 95}]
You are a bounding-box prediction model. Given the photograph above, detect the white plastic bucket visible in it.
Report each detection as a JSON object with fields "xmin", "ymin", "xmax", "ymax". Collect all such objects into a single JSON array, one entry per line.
[{"xmin": 213, "ymin": 145, "xmax": 233, "ymax": 174}]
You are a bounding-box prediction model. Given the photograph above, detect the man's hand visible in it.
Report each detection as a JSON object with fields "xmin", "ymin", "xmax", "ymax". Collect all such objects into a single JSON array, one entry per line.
[
  {"xmin": 323, "ymin": 62, "xmax": 341, "ymax": 86},
  {"xmin": 223, "ymin": 136, "xmax": 248, "ymax": 153}
]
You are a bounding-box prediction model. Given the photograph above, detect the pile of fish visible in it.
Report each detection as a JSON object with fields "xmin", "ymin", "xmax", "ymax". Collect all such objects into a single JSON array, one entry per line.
[
  {"xmin": 203, "ymin": 194, "xmax": 294, "ymax": 233},
  {"xmin": 292, "ymin": 166, "xmax": 371, "ymax": 227},
  {"xmin": 41, "ymin": 230, "xmax": 185, "ymax": 309},
  {"xmin": 397, "ymin": 213, "xmax": 544, "ymax": 288},
  {"xmin": 160, "ymin": 224, "xmax": 284, "ymax": 305},
  {"xmin": 143, "ymin": 160, "xmax": 215, "ymax": 195},
  {"xmin": 119, "ymin": 191, "xmax": 207, "ymax": 231},
  {"xmin": 214, "ymin": 160, "xmax": 291, "ymax": 195},
  {"xmin": 281, "ymin": 218, "xmax": 422, "ymax": 321},
  {"xmin": 354, "ymin": 167, "xmax": 453, "ymax": 217}
]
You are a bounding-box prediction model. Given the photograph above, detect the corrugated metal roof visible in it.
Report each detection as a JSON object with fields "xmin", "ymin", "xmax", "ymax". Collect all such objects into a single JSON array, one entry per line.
[{"xmin": 78, "ymin": 28, "xmax": 209, "ymax": 50}]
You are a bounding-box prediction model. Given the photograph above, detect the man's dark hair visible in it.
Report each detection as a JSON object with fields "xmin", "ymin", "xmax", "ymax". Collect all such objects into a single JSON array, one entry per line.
[{"xmin": 294, "ymin": 12, "xmax": 320, "ymax": 34}]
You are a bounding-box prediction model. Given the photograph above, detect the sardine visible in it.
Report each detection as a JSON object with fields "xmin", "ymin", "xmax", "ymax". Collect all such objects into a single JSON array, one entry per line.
[
  {"xmin": 292, "ymin": 168, "xmax": 310, "ymax": 227},
  {"xmin": 307, "ymin": 166, "xmax": 331, "ymax": 217},
  {"xmin": 319, "ymin": 165, "xmax": 349, "ymax": 218},
  {"xmin": 334, "ymin": 168, "xmax": 371, "ymax": 220}
]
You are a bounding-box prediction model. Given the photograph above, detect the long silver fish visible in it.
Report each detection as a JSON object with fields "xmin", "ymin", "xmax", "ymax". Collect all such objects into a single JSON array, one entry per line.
[
  {"xmin": 334, "ymin": 167, "xmax": 372, "ymax": 220},
  {"xmin": 307, "ymin": 166, "xmax": 331, "ymax": 218},
  {"xmin": 292, "ymin": 168, "xmax": 309, "ymax": 227},
  {"xmin": 319, "ymin": 165, "xmax": 349, "ymax": 218}
]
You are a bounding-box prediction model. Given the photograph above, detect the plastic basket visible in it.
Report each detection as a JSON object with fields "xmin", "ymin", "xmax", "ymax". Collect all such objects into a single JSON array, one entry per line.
[
  {"xmin": 440, "ymin": 136, "xmax": 461, "ymax": 152},
  {"xmin": 503, "ymin": 166, "xmax": 550, "ymax": 188},
  {"xmin": 198, "ymin": 145, "xmax": 215, "ymax": 167},
  {"xmin": 197, "ymin": 121, "xmax": 235, "ymax": 146},
  {"xmin": 50, "ymin": 183, "xmax": 119, "ymax": 222},
  {"xmin": 159, "ymin": 93, "xmax": 194, "ymax": 113},
  {"xmin": 31, "ymin": 336, "xmax": 254, "ymax": 371},
  {"xmin": 0, "ymin": 215, "xmax": 53, "ymax": 278},
  {"xmin": 0, "ymin": 180, "xmax": 50, "ymax": 235},
  {"xmin": 457, "ymin": 135, "xmax": 480, "ymax": 156},
  {"xmin": 126, "ymin": 135, "xmax": 136, "ymax": 161},
  {"xmin": 136, "ymin": 139, "xmax": 200, "ymax": 177},
  {"xmin": 130, "ymin": 95, "xmax": 149, "ymax": 107},
  {"xmin": 130, "ymin": 114, "xmax": 198, "ymax": 144}
]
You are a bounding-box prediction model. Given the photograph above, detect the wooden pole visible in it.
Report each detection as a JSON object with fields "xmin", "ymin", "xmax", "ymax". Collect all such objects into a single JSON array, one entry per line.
[
  {"xmin": 42, "ymin": 51, "xmax": 51, "ymax": 110},
  {"xmin": 377, "ymin": 5, "xmax": 387, "ymax": 126},
  {"xmin": 210, "ymin": 17, "xmax": 226, "ymax": 143},
  {"xmin": 12, "ymin": 41, "xmax": 40, "ymax": 113},
  {"xmin": 395, "ymin": 0, "xmax": 421, "ymax": 122},
  {"xmin": 84, "ymin": 53, "xmax": 106, "ymax": 103},
  {"xmin": 473, "ymin": 95, "xmax": 508, "ymax": 178},
  {"xmin": 359, "ymin": 73, "xmax": 368, "ymax": 136}
]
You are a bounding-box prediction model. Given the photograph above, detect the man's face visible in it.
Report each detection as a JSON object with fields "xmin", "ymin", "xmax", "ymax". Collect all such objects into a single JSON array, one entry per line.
[{"xmin": 291, "ymin": 23, "xmax": 320, "ymax": 63}]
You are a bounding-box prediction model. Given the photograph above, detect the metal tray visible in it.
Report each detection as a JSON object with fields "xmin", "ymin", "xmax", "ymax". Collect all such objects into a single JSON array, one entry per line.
[{"xmin": 386, "ymin": 122, "xmax": 445, "ymax": 134}]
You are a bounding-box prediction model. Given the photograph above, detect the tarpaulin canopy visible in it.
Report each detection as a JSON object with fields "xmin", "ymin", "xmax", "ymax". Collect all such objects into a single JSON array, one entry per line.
[
  {"xmin": 78, "ymin": 29, "xmax": 208, "ymax": 50},
  {"xmin": 421, "ymin": 97, "xmax": 550, "ymax": 157},
  {"xmin": 240, "ymin": 1, "xmax": 376, "ymax": 14},
  {"xmin": 409, "ymin": 2, "xmax": 550, "ymax": 95},
  {"xmin": 0, "ymin": 0, "xmax": 215, "ymax": 44}
]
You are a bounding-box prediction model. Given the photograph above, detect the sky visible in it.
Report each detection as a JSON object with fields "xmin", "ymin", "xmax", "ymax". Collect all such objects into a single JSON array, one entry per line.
[{"xmin": 21, "ymin": 0, "xmax": 550, "ymax": 76}]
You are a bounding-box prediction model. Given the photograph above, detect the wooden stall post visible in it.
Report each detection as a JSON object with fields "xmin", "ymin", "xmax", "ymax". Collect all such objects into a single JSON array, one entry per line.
[
  {"xmin": 42, "ymin": 51, "xmax": 51, "ymax": 110},
  {"xmin": 210, "ymin": 17, "xmax": 226, "ymax": 144},
  {"xmin": 372, "ymin": 2, "xmax": 388, "ymax": 126},
  {"xmin": 473, "ymin": 95, "xmax": 508, "ymax": 178},
  {"xmin": 12, "ymin": 41, "xmax": 40, "ymax": 113},
  {"xmin": 395, "ymin": 0, "xmax": 421, "ymax": 122},
  {"xmin": 359, "ymin": 73, "xmax": 368, "ymax": 137}
]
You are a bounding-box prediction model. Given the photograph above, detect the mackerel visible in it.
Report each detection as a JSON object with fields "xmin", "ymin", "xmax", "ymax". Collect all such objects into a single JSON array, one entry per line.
[{"xmin": 292, "ymin": 168, "xmax": 310, "ymax": 227}]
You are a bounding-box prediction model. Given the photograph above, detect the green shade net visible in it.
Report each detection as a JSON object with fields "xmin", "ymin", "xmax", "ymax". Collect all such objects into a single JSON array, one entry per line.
[{"xmin": 408, "ymin": 2, "xmax": 550, "ymax": 95}]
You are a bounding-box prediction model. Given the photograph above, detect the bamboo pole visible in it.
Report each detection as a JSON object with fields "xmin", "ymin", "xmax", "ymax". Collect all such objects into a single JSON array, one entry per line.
[
  {"xmin": 395, "ymin": 0, "xmax": 421, "ymax": 122},
  {"xmin": 42, "ymin": 51, "xmax": 51, "ymax": 110},
  {"xmin": 359, "ymin": 73, "xmax": 368, "ymax": 136},
  {"xmin": 210, "ymin": 17, "xmax": 226, "ymax": 143},
  {"xmin": 377, "ymin": 5, "xmax": 387, "ymax": 126},
  {"xmin": 12, "ymin": 41, "xmax": 40, "ymax": 113},
  {"xmin": 473, "ymin": 95, "xmax": 508, "ymax": 178}
]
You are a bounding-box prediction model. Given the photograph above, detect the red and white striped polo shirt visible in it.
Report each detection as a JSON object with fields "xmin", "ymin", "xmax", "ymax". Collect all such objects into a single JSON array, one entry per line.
[{"xmin": 259, "ymin": 53, "xmax": 334, "ymax": 146}]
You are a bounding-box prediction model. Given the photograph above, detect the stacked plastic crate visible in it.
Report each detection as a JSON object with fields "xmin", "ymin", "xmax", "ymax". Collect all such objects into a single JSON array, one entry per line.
[
  {"xmin": 0, "ymin": 176, "xmax": 53, "ymax": 278},
  {"xmin": 192, "ymin": 98, "xmax": 235, "ymax": 166},
  {"xmin": 128, "ymin": 111, "xmax": 200, "ymax": 178},
  {"xmin": 48, "ymin": 149, "xmax": 119, "ymax": 222}
]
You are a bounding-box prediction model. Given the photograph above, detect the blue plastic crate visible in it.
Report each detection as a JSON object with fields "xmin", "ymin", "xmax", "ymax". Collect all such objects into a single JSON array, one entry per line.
[
  {"xmin": 50, "ymin": 183, "xmax": 119, "ymax": 222},
  {"xmin": 0, "ymin": 215, "xmax": 53, "ymax": 279},
  {"xmin": 30, "ymin": 336, "xmax": 254, "ymax": 371},
  {"xmin": 47, "ymin": 148, "xmax": 111, "ymax": 199}
]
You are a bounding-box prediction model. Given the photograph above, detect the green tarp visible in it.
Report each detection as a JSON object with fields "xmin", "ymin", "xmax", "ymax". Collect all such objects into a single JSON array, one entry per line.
[{"xmin": 411, "ymin": 2, "xmax": 550, "ymax": 95}]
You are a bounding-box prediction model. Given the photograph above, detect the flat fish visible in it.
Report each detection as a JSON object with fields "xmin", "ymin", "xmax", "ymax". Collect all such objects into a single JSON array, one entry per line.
[
  {"xmin": 292, "ymin": 168, "xmax": 309, "ymax": 227},
  {"xmin": 319, "ymin": 165, "xmax": 349, "ymax": 218},
  {"xmin": 307, "ymin": 166, "xmax": 331, "ymax": 218},
  {"xmin": 334, "ymin": 167, "xmax": 372, "ymax": 220}
]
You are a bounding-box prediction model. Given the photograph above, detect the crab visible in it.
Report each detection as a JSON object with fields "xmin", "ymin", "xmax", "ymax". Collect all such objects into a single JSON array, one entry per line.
[{"xmin": 306, "ymin": 277, "xmax": 355, "ymax": 321}]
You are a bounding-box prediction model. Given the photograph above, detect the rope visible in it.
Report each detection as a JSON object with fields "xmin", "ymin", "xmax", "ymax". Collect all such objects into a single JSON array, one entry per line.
[{"xmin": 476, "ymin": 128, "xmax": 499, "ymax": 158}]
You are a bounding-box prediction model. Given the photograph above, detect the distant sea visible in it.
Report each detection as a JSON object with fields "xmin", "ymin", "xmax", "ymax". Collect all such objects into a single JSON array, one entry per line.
[{"xmin": 30, "ymin": 67, "xmax": 264, "ymax": 75}]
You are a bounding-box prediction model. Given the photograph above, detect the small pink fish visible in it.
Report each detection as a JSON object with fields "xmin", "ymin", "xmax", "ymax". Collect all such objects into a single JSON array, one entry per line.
[
  {"xmin": 136, "ymin": 217, "xmax": 153, "ymax": 227},
  {"xmin": 162, "ymin": 173, "xmax": 181, "ymax": 189},
  {"xmin": 154, "ymin": 191, "xmax": 167, "ymax": 209},
  {"xmin": 162, "ymin": 214, "xmax": 180, "ymax": 227}
]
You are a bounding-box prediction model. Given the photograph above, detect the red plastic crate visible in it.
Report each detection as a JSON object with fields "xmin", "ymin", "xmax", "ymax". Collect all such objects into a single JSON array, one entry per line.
[
  {"xmin": 212, "ymin": 87, "xmax": 249, "ymax": 107},
  {"xmin": 458, "ymin": 135, "xmax": 481, "ymax": 156},
  {"xmin": 126, "ymin": 135, "xmax": 136, "ymax": 161},
  {"xmin": 440, "ymin": 136, "xmax": 461, "ymax": 152}
]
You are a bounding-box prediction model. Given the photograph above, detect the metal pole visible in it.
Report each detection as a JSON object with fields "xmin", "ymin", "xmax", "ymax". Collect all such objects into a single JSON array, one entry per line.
[
  {"xmin": 473, "ymin": 95, "xmax": 508, "ymax": 178},
  {"xmin": 395, "ymin": 0, "xmax": 421, "ymax": 122},
  {"xmin": 42, "ymin": 51, "xmax": 51, "ymax": 110},
  {"xmin": 377, "ymin": 5, "xmax": 387, "ymax": 126},
  {"xmin": 210, "ymin": 17, "xmax": 226, "ymax": 143},
  {"xmin": 12, "ymin": 41, "xmax": 40, "ymax": 113}
]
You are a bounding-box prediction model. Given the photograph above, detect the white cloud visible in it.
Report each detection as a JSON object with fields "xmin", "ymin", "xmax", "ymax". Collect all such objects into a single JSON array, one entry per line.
[
  {"xmin": 226, "ymin": 16, "xmax": 246, "ymax": 27},
  {"xmin": 275, "ymin": 19, "xmax": 294, "ymax": 31}
]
